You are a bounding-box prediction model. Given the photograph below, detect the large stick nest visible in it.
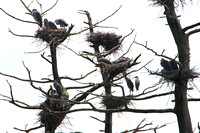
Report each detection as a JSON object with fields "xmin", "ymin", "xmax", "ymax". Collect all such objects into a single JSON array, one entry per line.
[
  {"xmin": 35, "ymin": 28, "xmax": 67, "ymax": 44},
  {"xmin": 101, "ymin": 96, "xmax": 131, "ymax": 109},
  {"xmin": 38, "ymin": 96, "xmax": 70, "ymax": 132},
  {"xmin": 86, "ymin": 32, "xmax": 122, "ymax": 53},
  {"xmin": 160, "ymin": 68, "xmax": 199, "ymax": 83},
  {"xmin": 99, "ymin": 57, "xmax": 131, "ymax": 79}
]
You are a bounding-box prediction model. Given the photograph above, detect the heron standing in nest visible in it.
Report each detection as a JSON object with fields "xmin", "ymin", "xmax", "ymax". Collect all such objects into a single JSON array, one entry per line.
[
  {"xmin": 44, "ymin": 19, "xmax": 58, "ymax": 29},
  {"xmin": 160, "ymin": 58, "xmax": 172, "ymax": 72},
  {"xmin": 55, "ymin": 19, "xmax": 68, "ymax": 28},
  {"xmin": 53, "ymin": 81, "xmax": 69, "ymax": 100}
]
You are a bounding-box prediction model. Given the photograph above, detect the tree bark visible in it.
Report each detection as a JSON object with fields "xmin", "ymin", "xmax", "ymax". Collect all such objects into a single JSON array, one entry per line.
[
  {"xmin": 104, "ymin": 82, "xmax": 112, "ymax": 133},
  {"xmin": 164, "ymin": 1, "xmax": 192, "ymax": 133}
]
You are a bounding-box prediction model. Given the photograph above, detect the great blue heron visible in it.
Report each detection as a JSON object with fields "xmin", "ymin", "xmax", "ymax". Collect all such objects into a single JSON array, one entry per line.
[
  {"xmin": 53, "ymin": 81, "xmax": 63, "ymax": 98},
  {"xmin": 99, "ymin": 57, "xmax": 112, "ymax": 64},
  {"xmin": 44, "ymin": 19, "xmax": 58, "ymax": 29},
  {"xmin": 32, "ymin": 9, "xmax": 42, "ymax": 27},
  {"xmin": 47, "ymin": 85, "xmax": 55, "ymax": 96},
  {"xmin": 134, "ymin": 76, "xmax": 140, "ymax": 91},
  {"xmin": 53, "ymin": 81, "xmax": 69, "ymax": 100},
  {"xmin": 160, "ymin": 58, "xmax": 172, "ymax": 72},
  {"xmin": 55, "ymin": 19, "xmax": 68, "ymax": 27},
  {"xmin": 169, "ymin": 60, "xmax": 178, "ymax": 71},
  {"xmin": 125, "ymin": 76, "xmax": 134, "ymax": 95}
]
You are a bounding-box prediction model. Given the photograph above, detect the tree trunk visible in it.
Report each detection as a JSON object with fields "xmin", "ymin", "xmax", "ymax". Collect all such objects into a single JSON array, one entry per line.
[
  {"xmin": 175, "ymin": 80, "xmax": 192, "ymax": 133},
  {"xmin": 104, "ymin": 80, "xmax": 112, "ymax": 133},
  {"xmin": 164, "ymin": 1, "xmax": 192, "ymax": 133},
  {"xmin": 105, "ymin": 112, "xmax": 112, "ymax": 133}
]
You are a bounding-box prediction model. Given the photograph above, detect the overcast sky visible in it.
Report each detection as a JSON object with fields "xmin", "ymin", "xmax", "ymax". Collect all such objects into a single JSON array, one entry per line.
[{"xmin": 1, "ymin": 0, "xmax": 200, "ymax": 133}]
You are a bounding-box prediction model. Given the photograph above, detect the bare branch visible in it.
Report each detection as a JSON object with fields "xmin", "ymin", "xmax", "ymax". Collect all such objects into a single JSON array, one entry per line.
[
  {"xmin": 41, "ymin": 0, "xmax": 58, "ymax": 15},
  {"xmin": 8, "ymin": 29, "xmax": 35, "ymax": 38},
  {"xmin": 20, "ymin": 0, "xmax": 32, "ymax": 13},
  {"xmin": 135, "ymin": 41, "xmax": 182, "ymax": 69},
  {"xmin": 14, "ymin": 124, "xmax": 44, "ymax": 133},
  {"xmin": 94, "ymin": 5, "xmax": 122, "ymax": 27},
  {"xmin": 79, "ymin": 10, "xmax": 94, "ymax": 33},
  {"xmin": 134, "ymin": 91, "xmax": 174, "ymax": 101},
  {"xmin": 71, "ymin": 5, "xmax": 122, "ymax": 35},
  {"xmin": 56, "ymin": 107, "xmax": 174, "ymax": 114},
  {"xmin": 183, "ymin": 22, "xmax": 200, "ymax": 32},
  {"xmin": 60, "ymin": 69, "xmax": 97, "ymax": 81},
  {"xmin": 28, "ymin": 0, "xmax": 35, "ymax": 8},
  {"xmin": 0, "ymin": 71, "xmax": 46, "ymax": 83},
  {"xmin": 120, "ymin": 29, "xmax": 135, "ymax": 44},
  {"xmin": 0, "ymin": 92, "xmax": 41, "ymax": 110},
  {"xmin": 40, "ymin": 52, "xmax": 52, "ymax": 64},
  {"xmin": 187, "ymin": 98, "xmax": 200, "ymax": 102},
  {"xmin": 90, "ymin": 116, "xmax": 105, "ymax": 123},
  {"xmin": 0, "ymin": 8, "xmax": 36, "ymax": 24},
  {"xmin": 187, "ymin": 28, "xmax": 200, "ymax": 36},
  {"xmin": 79, "ymin": 54, "xmax": 96, "ymax": 65},
  {"xmin": 22, "ymin": 61, "xmax": 47, "ymax": 95}
]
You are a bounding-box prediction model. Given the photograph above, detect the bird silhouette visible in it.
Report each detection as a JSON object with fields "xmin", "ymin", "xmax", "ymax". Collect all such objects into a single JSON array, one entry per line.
[
  {"xmin": 55, "ymin": 19, "xmax": 68, "ymax": 27},
  {"xmin": 32, "ymin": 9, "xmax": 42, "ymax": 27},
  {"xmin": 134, "ymin": 76, "xmax": 140, "ymax": 91},
  {"xmin": 44, "ymin": 19, "xmax": 58, "ymax": 29}
]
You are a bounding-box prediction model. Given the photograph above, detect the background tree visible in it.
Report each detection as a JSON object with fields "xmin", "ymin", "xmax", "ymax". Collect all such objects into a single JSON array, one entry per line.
[{"xmin": 1, "ymin": 0, "xmax": 200, "ymax": 133}]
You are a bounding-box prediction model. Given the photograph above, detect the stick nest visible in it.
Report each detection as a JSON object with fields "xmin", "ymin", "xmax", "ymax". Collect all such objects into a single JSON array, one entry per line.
[
  {"xmin": 38, "ymin": 96, "xmax": 70, "ymax": 131},
  {"xmin": 86, "ymin": 32, "xmax": 122, "ymax": 53},
  {"xmin": 101, "ymin": 96, "xmax": 131, "ymax": 109},
  {"xmin": 160, "ymin": 68, "xmax": 199, "ymax": 83},
  {"xmin": 35, "ymin": 28, "xmax": 67, "ymax": 44},
  {"xmin": 99, "ymin": 57, "xmax": 131, "ymax": 79}
]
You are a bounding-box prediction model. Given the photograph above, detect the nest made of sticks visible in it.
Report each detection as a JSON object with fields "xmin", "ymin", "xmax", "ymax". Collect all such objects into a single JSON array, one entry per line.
[
  {"xmin": 102, "ymin": 96, "xmax": 131, "ymax": 109},
  {"xmin": 99, "ymin": 57, "xmax": 131, "ymax": 79},
  {"xmin": 38, "ymin": 96, "xmax": 70, "ymax": 131},
  {"xmin": 160, "ymin": 68, "xmax": 199, "ymax": 83},
  {"xmin": 35, "ymin": 28, "xmax": 67, "ymax": 44},
  {"xmin": 158, "ymin": 69, "xmax": 199, "ymax": 84},
  {"xmin": 86, "ymin": 32, "xmax": 122, "ymax": 53}
]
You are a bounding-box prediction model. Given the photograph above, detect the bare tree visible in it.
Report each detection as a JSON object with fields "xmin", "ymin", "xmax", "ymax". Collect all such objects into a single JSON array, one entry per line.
[{"xmin": 1, "ymin": 0, "xmax": 200, "ymax": 133}]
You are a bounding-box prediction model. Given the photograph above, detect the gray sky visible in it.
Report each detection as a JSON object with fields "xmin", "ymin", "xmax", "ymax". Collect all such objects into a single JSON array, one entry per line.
[{"xmin": 0, "ymin": 0, "xmax": 200, "ymax": 133}]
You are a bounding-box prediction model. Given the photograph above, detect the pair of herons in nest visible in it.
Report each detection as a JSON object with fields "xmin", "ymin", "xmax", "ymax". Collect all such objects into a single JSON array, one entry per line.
[
  {"xmin": 160, "ymin": 58, "xmax": 178, "ymax": 73},
  {"xmin": 32, "ymin": 9, "xmax": 68, "ymax": 29}
]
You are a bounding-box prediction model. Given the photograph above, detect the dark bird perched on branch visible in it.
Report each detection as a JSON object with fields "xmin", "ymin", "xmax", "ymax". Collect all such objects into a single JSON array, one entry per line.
[
  {"xmin": 160, "ymin": 58, "xmax": 172, "ymax": 72},
  {"xmin": 124, "ymin": 76, "xmax": 134, "ymax": 95},
  {"xmin": 169, "ymin": 60, "xmax": 178, "ymax": 71},
  {"xmin": 44, "ymin": 19, "xmax": 58, "ymax": 29},
  {"xmin": 53, "ymin": 81, "xmax": 69, "ymax": 100},
  {"xmin": 99, "ymin": 57, "xmax": 112, "ymax": 64},
  {"xmin": 55, "ymin": 19, "xmax": 68, "ymax": 27},
  {"xmin": 32, "ymin": 9, "xmax": 42, "ymax": 27},
  {"xmin": 134, "ymin": 76, "xmax": 140, "ymax": 91}
]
